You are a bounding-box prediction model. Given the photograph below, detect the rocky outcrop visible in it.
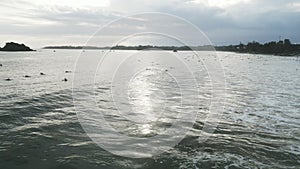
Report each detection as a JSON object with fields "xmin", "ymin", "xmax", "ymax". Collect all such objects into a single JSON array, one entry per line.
[{"xmin": 0, "ymin": 42, "xmax": 34, "ymax": 51}]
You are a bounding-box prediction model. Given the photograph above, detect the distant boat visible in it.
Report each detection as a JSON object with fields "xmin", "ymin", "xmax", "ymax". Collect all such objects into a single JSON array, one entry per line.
[
  {"xmin": 173, "ymin": 49, "xmax": 178, "ymax": 52},
  {"xmin": 5, "ymin": 78, "xmax": 12, "ymax": 81},
  {"xmin": 40, "ymin": 72, "xmax": 45, "ymax": 75}
]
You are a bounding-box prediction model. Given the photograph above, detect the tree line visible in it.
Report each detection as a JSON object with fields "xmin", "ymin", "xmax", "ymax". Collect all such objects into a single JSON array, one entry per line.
[{"xmin": 216, "ymin": 39, "xmax": 300, "ymax": 56}]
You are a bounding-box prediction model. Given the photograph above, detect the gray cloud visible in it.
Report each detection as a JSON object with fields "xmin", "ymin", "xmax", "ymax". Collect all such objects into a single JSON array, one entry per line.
[
  {"xmin": 0, "ymin": 0, "xmax": 299, "ymax": 47},
  {"xmin": 155, "ymin": 0, "xmax": 300, "ymax": 44}
]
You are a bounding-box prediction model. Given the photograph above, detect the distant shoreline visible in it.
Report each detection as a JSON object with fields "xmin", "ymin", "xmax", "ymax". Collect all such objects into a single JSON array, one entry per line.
[
  {"xmin": 43, "ymin": 46, "xmax": 110, "ymax": 50},
  {"xmin": 215, "ymin": 39, "xmax": 300, "ymax": 57},
  {"xmin": 43, "ymin": 39, "xmax": 300, "ymax": 57}
]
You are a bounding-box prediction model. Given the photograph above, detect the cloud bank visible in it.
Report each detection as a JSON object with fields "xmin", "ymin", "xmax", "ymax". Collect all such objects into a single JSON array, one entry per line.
[{"xmin": 0, "ymin": 0, "xmax": 299, "ymax": 47}]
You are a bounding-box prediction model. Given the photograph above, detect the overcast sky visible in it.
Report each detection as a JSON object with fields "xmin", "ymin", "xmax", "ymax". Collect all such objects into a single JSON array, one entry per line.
[{"xmin": 0, "ymin": 0, "xmax": 300, "ymax": 48}]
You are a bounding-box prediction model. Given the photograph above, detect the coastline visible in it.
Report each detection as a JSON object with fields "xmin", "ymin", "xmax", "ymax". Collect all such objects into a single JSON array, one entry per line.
[{"xmin": 42, "ymin": 39, "xmax": 300, "ymax": 56}]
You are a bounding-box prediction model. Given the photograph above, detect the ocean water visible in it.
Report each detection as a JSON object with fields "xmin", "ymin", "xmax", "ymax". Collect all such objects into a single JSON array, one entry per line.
[{"xmin": 0, "ymin": 50, "xmax": 299, "ymax": 169}]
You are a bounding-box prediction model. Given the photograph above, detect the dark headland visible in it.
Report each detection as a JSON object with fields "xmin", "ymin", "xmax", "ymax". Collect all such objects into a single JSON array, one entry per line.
[
  {"xmin": 0, "ymin": 42, "xmax": 35, "ymax": 52},
  {"xmin": 216, "ymin": 39, "xmax": 300, "ymax": 56},
  {"xmin": 43, "ymin": 39, "xmax": 300, "ymax": 56}
]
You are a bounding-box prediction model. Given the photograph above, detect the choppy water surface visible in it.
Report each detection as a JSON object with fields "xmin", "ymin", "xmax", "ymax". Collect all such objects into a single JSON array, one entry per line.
[{"xmin": 0, "ymin": 50, "xmax": 299, "ymax": 169}]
